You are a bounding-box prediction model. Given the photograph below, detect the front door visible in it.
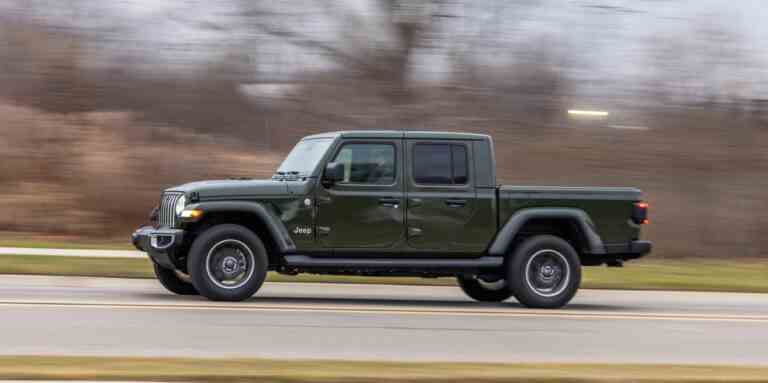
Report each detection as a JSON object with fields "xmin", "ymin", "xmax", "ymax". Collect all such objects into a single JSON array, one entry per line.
[
  {"xmin": 316, "ymin": 139, "xmax": 405, "ymax": 249},
  {"xmin": 405, "ymin": 140, "xmax": 480, "ymax": 253}
]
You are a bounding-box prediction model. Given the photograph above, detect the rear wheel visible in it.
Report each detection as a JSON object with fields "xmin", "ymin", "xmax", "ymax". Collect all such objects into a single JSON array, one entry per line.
[
  {"xmin": 457, "ymin": 275, "xmax": 514, "ymax": 302},
  {"xmin": 508, "ymin": 235, "xmax": 581, "ymax": 309},
  {"xmin": 153, "ymin": 263, "xmax": 198, "ymax": 295},
  {"xmin": 187, "ymin": 224, "xmax": 269, "ymax": 302}
]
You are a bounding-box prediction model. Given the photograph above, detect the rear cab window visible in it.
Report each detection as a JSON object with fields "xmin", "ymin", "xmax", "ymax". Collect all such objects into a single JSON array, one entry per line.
[{"xmin": 413, "ymin": 143, "xmax": 469, "ymax": 186}]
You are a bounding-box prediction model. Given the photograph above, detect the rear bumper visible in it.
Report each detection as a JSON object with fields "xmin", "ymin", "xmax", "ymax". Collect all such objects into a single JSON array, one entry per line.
[
  {"xmin": 603, "ymin": 240, "xmax": 652, "ymax": 260},
  {"xmin": 131, "ymin": 226, "xmax": 185, "ymax": 270},
  {"xmin": 629, "ymin": 240, "xmax": 652, "ymax": 257},
  {"xmin": 581, "ymin": 240, "xmax": 652, "ymax": 266}
]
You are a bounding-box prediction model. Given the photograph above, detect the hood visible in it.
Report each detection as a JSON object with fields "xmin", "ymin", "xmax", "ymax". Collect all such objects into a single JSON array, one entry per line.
[{"xmin": 166, "ymin": 179, "xmax": 291, "ymax": 199}]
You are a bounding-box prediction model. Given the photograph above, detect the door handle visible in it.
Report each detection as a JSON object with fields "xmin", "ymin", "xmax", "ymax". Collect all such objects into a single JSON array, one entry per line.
[
  {"xmin": 444, "ymin": 199, "xmax": 467, "ymax": 207},
  {"xmin": 378, "ymin": 198, "xmax": 400, "ymax": 208}
]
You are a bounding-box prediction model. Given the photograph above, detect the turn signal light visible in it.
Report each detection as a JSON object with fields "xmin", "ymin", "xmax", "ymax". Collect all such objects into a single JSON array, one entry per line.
[{"xmin": 181, "ymin": 209, "xmax": 203, "ymax": 219}]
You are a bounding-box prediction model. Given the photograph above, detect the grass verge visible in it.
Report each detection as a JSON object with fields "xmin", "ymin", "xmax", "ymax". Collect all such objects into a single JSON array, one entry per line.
[
  {"xmin": 1, "ymin": 253, "xmax": 768, "ymax": 293},
  {"xmin": 1, "ymin": 356, "xmax": 767, "ymax": 382}
]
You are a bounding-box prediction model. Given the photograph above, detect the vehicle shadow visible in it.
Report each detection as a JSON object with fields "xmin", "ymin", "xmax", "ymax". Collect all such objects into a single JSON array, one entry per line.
[
  {"xmin": 136, "ymin": 292, "xmax": 629, "ymax": 312},
  {"xmin": 250, "ymin": 296, "xmax": 629, "ymax": 312}
]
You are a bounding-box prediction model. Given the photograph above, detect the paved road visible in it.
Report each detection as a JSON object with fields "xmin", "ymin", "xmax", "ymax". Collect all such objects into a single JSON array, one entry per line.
[{"xmin": 1, "ymin": 275, "xmax": 767, "ymax": 365}]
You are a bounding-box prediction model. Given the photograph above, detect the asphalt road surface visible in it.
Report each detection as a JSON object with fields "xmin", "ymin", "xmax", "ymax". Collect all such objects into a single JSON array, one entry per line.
[{"xmin": 1, "ymin": 275, "xmax": 767, "ymax": 365}]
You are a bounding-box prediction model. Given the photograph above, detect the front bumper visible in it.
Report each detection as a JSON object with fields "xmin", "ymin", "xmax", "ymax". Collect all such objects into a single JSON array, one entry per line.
[{"xmin": 131, "ymin": 226, "xmax": 185, "ymax": 270}]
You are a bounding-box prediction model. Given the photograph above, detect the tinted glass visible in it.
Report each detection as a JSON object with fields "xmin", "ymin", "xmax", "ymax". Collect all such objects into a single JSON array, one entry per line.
[
  {"xmin": 413, "ymin": 143, "xmax": 469, "ymax": 185},
  {"xmin": 452, "ymin": 145, "xmax": 468, "ymax": 184},
  {"xmin": 413, "ymin": 144, "xmax": 452, "ymax": 184},
  {"xmin": 333, "ymin": 143, "xmax": 395, "ymax": 185}
]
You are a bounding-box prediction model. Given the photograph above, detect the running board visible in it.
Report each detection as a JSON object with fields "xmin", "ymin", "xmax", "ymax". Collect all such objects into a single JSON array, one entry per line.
[{"xmin": 283, "ymin": 255, "xmax": 503, "ymax": 269}]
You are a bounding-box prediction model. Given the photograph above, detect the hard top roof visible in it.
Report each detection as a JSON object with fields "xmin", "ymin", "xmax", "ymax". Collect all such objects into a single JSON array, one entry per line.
[{"xmin": 302, "ymin": 130, "xmax": 490, "ymax": 141}]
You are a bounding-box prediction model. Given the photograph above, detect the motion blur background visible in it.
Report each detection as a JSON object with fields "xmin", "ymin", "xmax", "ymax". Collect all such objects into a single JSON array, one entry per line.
[{"xmin": 0, "ymin": 0, "xmax": 766, "ymax": 259}]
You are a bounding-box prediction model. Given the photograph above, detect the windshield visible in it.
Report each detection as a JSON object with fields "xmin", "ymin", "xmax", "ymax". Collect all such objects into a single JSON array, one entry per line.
[{"xmin": 275, "ymin": 138, "xmax": 333, "ymax": 176}]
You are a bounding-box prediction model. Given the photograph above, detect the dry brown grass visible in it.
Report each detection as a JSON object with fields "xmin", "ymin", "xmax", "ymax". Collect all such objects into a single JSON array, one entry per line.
[
  {"xmin": 2, "ymin": 98, "xmax": 767, "ymax": 259},
  {"xmin": 1, "ymin": 356, "xmax": 768, "ymax": 382},
  {"xmin": 0, "ymin": 102, "xmax": 282, "ymax": 239}
]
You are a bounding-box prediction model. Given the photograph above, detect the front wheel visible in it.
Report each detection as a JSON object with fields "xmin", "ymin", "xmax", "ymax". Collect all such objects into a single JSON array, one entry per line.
[
  {"xmin": 457, "ymin": 275, "xmax": 514, "ymax": 302},
  {"xmin": 508, "ymin": 235, "xmax": 581, "ymax": 309},
  {"xmin": 187, "ymin": 224, "xmax": 269, "ymax": 302}
]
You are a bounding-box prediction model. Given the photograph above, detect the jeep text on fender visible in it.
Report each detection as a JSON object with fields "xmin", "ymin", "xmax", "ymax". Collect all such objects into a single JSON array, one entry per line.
[{"xmin": 132, "ymin": 131, "xmax": 651, "ymax": 308}]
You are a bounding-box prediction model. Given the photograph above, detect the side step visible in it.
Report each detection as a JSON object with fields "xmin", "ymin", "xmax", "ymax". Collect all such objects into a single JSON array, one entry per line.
[{"xmin": 283, "ymin": 255, "xmax": 503, "ymax": 269}]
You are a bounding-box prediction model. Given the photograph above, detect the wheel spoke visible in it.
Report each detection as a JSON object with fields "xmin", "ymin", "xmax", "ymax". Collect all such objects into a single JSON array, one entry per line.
[
  {"xmin": 524, "ymin": 249, "xmax": 570, "ymax": 298},
  {"xmin": 205, "ymin": 239, "xmax": 256, "ymax": 290}
]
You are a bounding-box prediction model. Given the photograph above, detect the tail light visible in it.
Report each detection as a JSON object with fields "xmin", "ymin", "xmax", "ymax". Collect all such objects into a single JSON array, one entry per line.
[{"xmin": 632, "ymin": 201, "xmax": 649, "ymax": 224}]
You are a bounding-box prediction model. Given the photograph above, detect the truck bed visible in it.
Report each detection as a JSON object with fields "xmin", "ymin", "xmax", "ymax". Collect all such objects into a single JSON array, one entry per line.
[{"xmin": 497, "ymin": 186, "xmax": 643, "ymax": 245}]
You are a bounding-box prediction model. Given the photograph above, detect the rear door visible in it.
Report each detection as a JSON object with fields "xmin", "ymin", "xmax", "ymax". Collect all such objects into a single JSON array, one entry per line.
[{"xmin": 405, "ymin": 140, "xmax": 481, "ymax": 253}]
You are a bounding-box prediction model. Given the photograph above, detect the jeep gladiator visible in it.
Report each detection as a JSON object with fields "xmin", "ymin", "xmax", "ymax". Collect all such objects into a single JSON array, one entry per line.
[{"xmin": 132, "ymin": 131, "xmax": 651, "ymax": 308}]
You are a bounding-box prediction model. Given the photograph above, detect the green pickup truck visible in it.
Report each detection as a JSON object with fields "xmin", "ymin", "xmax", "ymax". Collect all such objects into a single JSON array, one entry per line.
[{"xmin": 132, "ymin": 130, "xmax": 651, "ymax": 308}]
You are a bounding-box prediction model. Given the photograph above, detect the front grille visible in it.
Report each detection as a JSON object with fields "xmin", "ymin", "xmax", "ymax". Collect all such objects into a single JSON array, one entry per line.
[{"xmin": 158, "ymin": 192, "xmax": 183, "ymax": 228}]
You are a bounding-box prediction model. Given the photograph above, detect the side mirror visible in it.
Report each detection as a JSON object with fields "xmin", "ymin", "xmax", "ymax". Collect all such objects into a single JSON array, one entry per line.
[{"xmin": 322, "ymin": 162, "xmax": 344, "ymax": 187}]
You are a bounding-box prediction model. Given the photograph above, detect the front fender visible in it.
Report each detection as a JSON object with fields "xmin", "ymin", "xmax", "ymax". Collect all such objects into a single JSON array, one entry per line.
[
  {"xmin": 488, "ymin": 208, "xmax": 605, "ymax": 256},
  {"xmin": 184, "ymin": 201, "xmax": 296, "ymax": 254}
]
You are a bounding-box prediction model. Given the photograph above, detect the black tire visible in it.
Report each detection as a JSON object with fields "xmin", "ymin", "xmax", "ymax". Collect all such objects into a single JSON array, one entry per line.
[
  {"xmin": 457, "ymin": 275, "xmax": 514, "ymax": 302},
  {"xmin": 508, "ymin": 235, "xmax": 581, "ymax": 309},
  {"xmin": 187, "ymin": 224, "xmax": 269, "ymax": 302},
  {"xmin": 153, "ymin": 263, "xmax": 198, "ymax": 295}
]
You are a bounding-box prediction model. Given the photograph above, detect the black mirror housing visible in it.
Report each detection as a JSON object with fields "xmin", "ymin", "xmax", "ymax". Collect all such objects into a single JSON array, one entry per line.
[{"xmin": 322, "ymin": 162, "xmax": 344, "ymax": 186}]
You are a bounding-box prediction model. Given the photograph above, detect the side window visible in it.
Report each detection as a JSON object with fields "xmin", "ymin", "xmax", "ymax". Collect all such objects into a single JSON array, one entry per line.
[
  {"xmin": 413, "ymin": 144, "xmax": 452, "ymax": 184},
  {"xmin": 413, "ymin": 143, "xmax": 469, "ymax": 185},
  {"xmin": 333, "ymin": 143, "xmax": 396, "ymax": 185},
  {"xmin": 451, "ymin": 145, "xmax": 468, "ymax": 184}
]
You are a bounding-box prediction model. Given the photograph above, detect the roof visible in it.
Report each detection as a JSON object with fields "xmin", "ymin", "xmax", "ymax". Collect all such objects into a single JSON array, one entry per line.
[{"xmin": 302, "ymin": 130, "xmax": 490, "ymax": 141}]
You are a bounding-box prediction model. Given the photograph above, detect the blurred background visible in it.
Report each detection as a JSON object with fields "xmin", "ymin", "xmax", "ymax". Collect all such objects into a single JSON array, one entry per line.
[{"xmin": 0, "ymin": 0, "xmax": 766, "ymax": 259}]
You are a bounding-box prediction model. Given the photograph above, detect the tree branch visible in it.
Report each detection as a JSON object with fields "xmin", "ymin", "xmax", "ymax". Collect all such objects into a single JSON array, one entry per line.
[{"xmin": 248, "ymin": 22, "xmax": 375, "ymax": 73}]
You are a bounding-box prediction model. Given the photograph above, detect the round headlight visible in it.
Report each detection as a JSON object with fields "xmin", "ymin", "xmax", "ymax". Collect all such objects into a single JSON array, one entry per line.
[{"xmin": 175, "ymin": 195, "xmax": 187, "ymax": 216}]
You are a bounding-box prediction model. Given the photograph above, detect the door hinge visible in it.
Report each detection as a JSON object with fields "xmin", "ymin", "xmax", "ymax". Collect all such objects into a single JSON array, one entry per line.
[{"xmin": 316, "ymin": 195, "xmax": 332, "ymax": 204}]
